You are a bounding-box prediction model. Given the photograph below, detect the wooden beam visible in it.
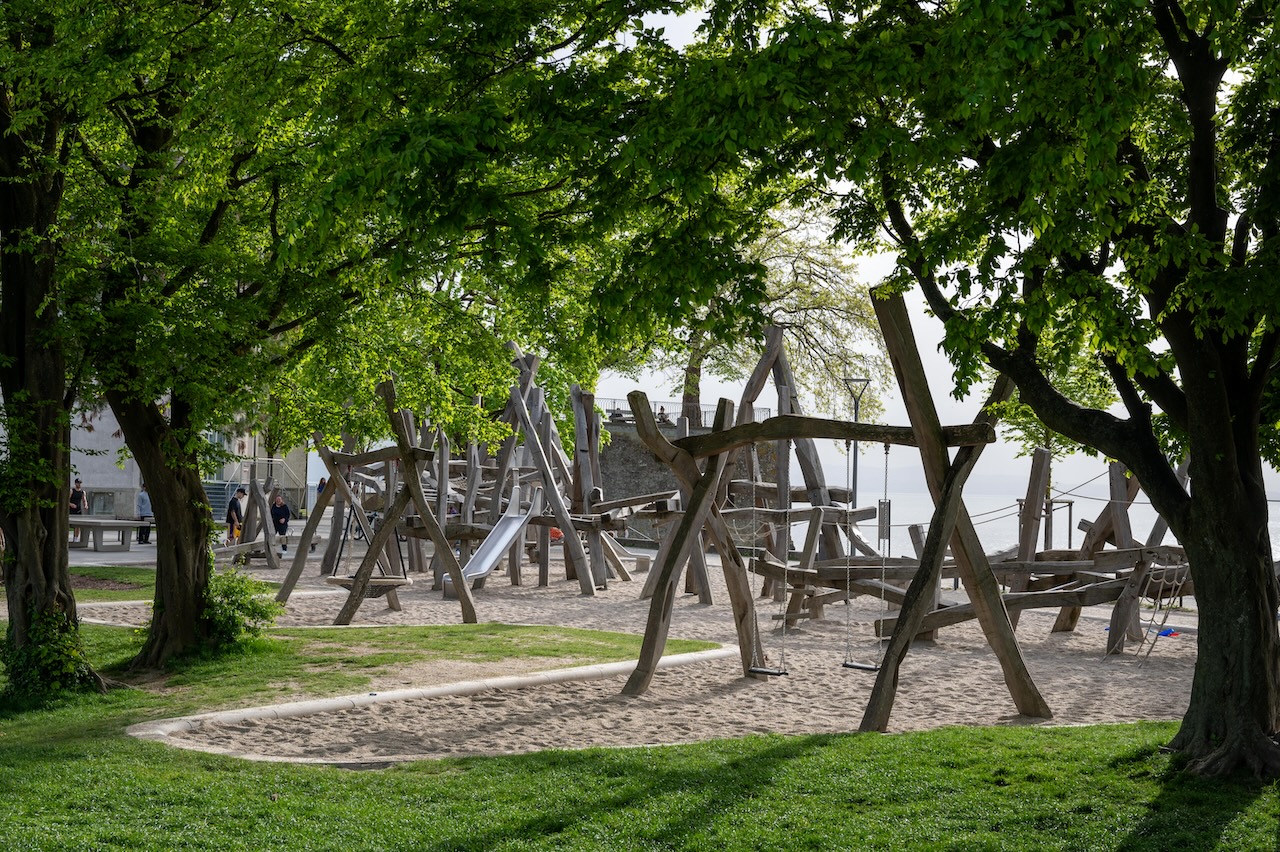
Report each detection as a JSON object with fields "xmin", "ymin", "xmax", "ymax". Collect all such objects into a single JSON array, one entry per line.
[
  {"xmin": 674, "ymin": 415, "xmax": 995, "ymax": 460},
  {"xmin": 623, "ymin": 400, "xmax": 733, "ymax": 695},
  {"xmin": 623, "ymin": 393, "xmax": 766, "ymax": 693},
  {"xmin": 873, "ymin": 288, "xmax": 1051, "ymax": 720},
  {"xmin": 374, "ymin": 382, "xmax": 478, "ymax": 623}
]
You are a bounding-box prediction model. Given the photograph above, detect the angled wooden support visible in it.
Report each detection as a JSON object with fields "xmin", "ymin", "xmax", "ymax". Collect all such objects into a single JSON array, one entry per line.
[
  {"xmin": 509, "ymin": 386, "xmax": 594, "ymax": 594},
  {"xmin": 872, "ymin": 288, "xmax": 1051, "ymax": 720},
  {"xmin": 334, "ymin": 483, "xmax": 413, "ymax": 624},
  {"xmin": 374, "ymin": 381, "xmax": 478, "ymax": 623},
  {"xmin": 623, "ymin": 393, "xmax": 765, "ymax": 695},
  {"xmin": 861, "ymin": 432, "xmax": 986, "ymax": 731},
  {"xmin": 276, "ymin": 467, "xmax": 337, "ymax": 603}
]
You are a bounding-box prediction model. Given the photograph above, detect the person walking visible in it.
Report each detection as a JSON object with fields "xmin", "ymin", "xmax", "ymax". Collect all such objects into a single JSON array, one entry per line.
[
  {"xmin": 135, "ymin": 484, "xmax": 153, "ymax": 544},
  {"xmin": 225, "ymin": 487, "xmax": 246, "ymax": 545},
  {"xmin": 270, "ymin": 493, "xmax": 291, "ymax": 557}
]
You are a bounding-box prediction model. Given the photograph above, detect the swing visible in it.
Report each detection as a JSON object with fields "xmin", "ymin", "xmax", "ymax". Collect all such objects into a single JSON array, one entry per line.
[
  {"xmin": 325, "ymin": 480, "xmax": 413, "ymax": 605},
  {"xmin": 842, "ymin": 442, "xmax": 891, "ymax": 672},
  {"xmin": 746, "ymin": 443, "xmax": 788, "ymax": 677}
]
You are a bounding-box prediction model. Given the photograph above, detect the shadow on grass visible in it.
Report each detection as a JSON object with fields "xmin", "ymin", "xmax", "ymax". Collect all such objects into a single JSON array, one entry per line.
[
  {"xmin": 418, "ymin": 734, "xmax": 834, "ymax": 850},
  {"xmin": 1111, "ymin": 744, "xmax": 1274, "ymax": 852}
]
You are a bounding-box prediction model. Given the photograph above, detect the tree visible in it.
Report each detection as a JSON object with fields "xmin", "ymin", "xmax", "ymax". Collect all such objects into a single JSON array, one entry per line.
[
  {"xmin": 677, "ymin": 0, "xmax": 1279, "ymax": 774},
  {"xmin": 0, "ymin": 2, "xmax": 104, "ymax": 695},
  {"xmin": 645, "ymin": 207, "xmax": 892, "ymax": 424},
  {"xmin": 4, "ymin": 0, "xmax": 773, "ymax": 677}
]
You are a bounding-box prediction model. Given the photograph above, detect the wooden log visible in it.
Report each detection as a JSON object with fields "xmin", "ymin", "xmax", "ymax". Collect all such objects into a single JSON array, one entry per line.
[
  {"xmin": 373, "ymin": 382, "xmax": 477, "ymax": 623},
  {"xmin": 773, "ymin": 344, "xmax": 845, "ymax": 562},
  {"xmin": 623, "ymin": 394, "xmax": 766, "ymax": 693},
  {"xmin": 623, "ymin": 400, "xmax": 733, "ymax": 694},
  {"xmin": 872, "ymin": 289, "xmax": 1050, "ymax": 721},
  {"xmin": 861, "ymin": 413, "xmax": 988, "ymax": 731},
  {"xmin": 1008, "ymin": 448, "xmax": 1053, "ymax": 629},
  {"xmin": 275, "ymin": 466, "xmax": 337, "ymax": 603},
  {"xmin": 334, "ymin": 484, "xmax": 414, "ymax": 624},
  {"xmin": 510, "ymin": 386, "xmax": 594, "ymax": 594},
  {"xmin": 674, "ymin": 415, "xmax": 996, "ymax": 460},
  {"xmin": 877, "ymin": 578, "xmax": 1130, "ymax": 634}
]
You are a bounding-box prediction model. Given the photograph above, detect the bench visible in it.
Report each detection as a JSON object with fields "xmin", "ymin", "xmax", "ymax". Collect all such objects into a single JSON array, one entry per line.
[{"xmin": 69, "ymin": 517, "xmax": 151, "ymax": 552}]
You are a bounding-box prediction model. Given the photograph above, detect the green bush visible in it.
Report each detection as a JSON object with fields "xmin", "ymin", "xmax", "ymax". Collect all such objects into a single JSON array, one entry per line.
[{"xmin": 202, "ymin": 568, "xmax": 284, "ymax": 650}]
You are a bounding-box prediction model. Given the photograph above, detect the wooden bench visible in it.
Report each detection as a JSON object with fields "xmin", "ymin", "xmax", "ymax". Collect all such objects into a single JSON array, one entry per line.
[{"xmin": 69, "ymin": 517, "xmax": 151, "ymax": 552}]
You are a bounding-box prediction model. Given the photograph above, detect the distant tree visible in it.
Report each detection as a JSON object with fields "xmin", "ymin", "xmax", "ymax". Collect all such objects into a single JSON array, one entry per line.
[{"xmin": 648, "ymin": 208, "xmax": 891, "ymax": 424}]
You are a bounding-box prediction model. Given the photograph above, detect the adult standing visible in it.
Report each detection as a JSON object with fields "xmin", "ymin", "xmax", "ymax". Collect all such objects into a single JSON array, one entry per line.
[
  {"xmin": 225, "ymin": 487, "xmax": 246, "ymax": 545},
  {"xmin": 270, "ymin": 493, "xmax": 291, "ymax": 557},
  {"xmin": 135, "ymin": 484, "xmax": 152, "ymax": 544},
  {"xmin": 69, "ymin": 478, "xmax": 86, "ymax": 542}
]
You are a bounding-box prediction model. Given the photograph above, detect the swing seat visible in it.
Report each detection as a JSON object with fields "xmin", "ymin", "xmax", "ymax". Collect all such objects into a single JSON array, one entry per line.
[
  {"xmin": 324, "ymin": 575, "xmax": 412, "ymax": 611},
  {"xmin": 748, "ymin": 665, "xmax": 788, "ymax": 676},
  {"xmin": 841, "ymin": 660, "xmax": 880, "ymax": 672}
]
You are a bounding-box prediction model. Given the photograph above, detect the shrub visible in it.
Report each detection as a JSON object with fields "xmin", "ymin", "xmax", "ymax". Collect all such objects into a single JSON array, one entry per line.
[{"xmin": 203, "ymin": 568, "xmax": 284, "ymax": 650}]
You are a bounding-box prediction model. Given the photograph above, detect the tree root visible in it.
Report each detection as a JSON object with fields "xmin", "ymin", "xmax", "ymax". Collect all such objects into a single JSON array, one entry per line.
[{"xmin": 1179, "ymin": 730, "xmax": 1280, "ymax": 779}]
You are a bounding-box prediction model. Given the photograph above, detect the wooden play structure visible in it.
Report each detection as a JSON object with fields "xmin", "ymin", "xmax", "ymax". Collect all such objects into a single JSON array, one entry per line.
[
  {"xmin": 622, "ymin": 288, "xmax": 1198, "ymax": 732},
  {"xmin": 269, "ymin": 350, "xmax": 660, "ymax": 624}
]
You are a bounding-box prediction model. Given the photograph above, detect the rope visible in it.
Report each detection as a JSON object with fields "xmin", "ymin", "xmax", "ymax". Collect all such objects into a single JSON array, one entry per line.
[{"xmin": 1134, "ymin": 561, "xmax": 1190, "ymax": 665}]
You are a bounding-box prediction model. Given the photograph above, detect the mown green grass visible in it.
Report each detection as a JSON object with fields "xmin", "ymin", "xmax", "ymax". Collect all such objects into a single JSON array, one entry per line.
[
  {"xmin": 1, "ymin": 623, "xmax": 1276, "ymax": 851},
  {"xmin": 68, "ymin": 564, "xmax": 157, "ymax": 603}
]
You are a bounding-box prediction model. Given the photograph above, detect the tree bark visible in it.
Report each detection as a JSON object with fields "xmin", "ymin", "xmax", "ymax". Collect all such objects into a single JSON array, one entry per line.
[
  {"xmin": 681, "ymin": 349, "xmax": 704, "ymax": 427},
  {"xmin": 107, "ymin": 392, "xmax": 214, "ymax": 668},
  {"xmin": 1166, "ymin": 478, "xmax": 1280, "ymax": 776},
  {"xmin": 0, "ymin": 95, "xmax": 100, "ymax": 694}
]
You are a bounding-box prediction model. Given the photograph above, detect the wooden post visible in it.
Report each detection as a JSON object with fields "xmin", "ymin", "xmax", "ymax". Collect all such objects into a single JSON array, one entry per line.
[
  {"xmin": 1007, "ymin": 447, "xmax": 1053, "ymax": 628},
  {"xmin": 872, "ymin": 288, "xmax": 1051, "ymax": 720},
  {"xmin": 276, "ymin": 465, "xmax": 337, "ymax": 603},
  {"xmin": 623, "ymin": 394, "xmax": 766, "ymax": 695},
  {"xmin": 861, "ymin": 434, "xmax": 988, "ymax": 731},
  {"xmin": 374, "ymin": 381, "xmax": 478, "ymax": 623},
  {"xmin": 510, "ymin": 386, "xmax": 594, "ymax": 594},
  {"xmin": 334, "ymin": 484, "xmax": 413, "ymax": 625}
]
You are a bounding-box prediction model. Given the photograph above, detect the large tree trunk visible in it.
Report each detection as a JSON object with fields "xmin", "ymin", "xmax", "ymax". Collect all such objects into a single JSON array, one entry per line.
[
  {"xmin": 107, "ymin": 392, "xmax": 213, "ymax": 668},
  {"xmin": 1167, "ymin": 483, "xmax": 1280, "ymax": 776},
  {"xmin": 0, "ymin": 115, "xmax": 100, "ymax": 694}
]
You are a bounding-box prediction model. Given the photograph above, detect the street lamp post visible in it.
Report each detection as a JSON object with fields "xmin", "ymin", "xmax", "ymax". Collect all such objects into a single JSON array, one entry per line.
[{"xmin": 843, "ymin": 377, "xmax": 871, "ymax": 507}]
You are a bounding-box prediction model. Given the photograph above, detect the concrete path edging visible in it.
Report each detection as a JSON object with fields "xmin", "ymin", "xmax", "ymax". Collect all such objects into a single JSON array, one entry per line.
[{"xmin": 127, "ymin": 647, "xmax": 737, "ymax": 763}]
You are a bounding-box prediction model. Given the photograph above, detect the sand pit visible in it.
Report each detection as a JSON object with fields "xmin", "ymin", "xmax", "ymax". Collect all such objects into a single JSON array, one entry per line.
[{"xmin": 97, "ymin": 556, "xmax": 1196, "ymax": 765}]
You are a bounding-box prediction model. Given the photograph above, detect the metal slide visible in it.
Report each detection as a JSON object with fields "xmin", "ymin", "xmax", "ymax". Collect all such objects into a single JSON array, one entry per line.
[{"xmin": 445, "ymin": 484, "xmax": 543, "ymax": 591}]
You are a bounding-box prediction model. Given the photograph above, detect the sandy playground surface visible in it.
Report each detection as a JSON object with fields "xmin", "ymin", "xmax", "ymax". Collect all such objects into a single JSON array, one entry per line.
[{"xmin": 83, "ymin": 552, "xmax": 1197, "ymax": 766}]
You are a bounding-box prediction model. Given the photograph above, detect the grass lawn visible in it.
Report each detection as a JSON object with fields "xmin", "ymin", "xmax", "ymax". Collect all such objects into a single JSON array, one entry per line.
[{"xmin": 0, "ymin": 618, "xmax": 1276, "ymax": 850}]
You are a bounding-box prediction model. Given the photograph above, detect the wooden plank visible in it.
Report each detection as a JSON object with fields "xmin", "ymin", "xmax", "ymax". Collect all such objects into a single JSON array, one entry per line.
[{"xmin": 872, "ymin": 289, "xmax": 1050, "ymax": 721}]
